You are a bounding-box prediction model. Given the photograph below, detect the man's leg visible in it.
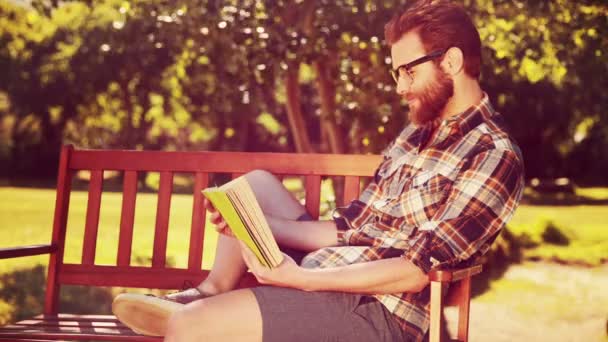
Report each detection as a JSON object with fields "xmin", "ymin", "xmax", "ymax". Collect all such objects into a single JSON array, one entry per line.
[
  {"xmin": 197, "ymin": 170, "xmax": 308, "ymax": 295},
  {"xmin": 164, "ymin": 288, "xmax": 262, "ymax": 342},
  {"xmin": 164, "ymin": 286, "xmax": 405, "ymax": 342}
]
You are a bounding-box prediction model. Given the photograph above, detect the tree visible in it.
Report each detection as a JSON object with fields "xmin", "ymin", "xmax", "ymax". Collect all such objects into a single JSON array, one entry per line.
[{"xmin": 1, "ymin": 0, "xmax": 606, "ymax": 184}]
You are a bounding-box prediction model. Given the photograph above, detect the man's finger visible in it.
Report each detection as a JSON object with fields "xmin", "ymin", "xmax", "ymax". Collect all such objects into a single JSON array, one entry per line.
[
  {"xmin": 218, "ymin": 227, "xmax": 235, "ymax": 238},
  {"xmin": 204, "ymin": 199, "xmax": 217, "ymax": 212},
  {"xmin": 215, "ymin": 221, "xmax": 227, "ymax": 232},
  {"xmin": 210, "ymin": 212, "xmax": 222, "ymax": 224}
]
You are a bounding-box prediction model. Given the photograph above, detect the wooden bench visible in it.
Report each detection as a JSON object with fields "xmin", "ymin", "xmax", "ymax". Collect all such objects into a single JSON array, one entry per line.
[{"xmin": 0, "ymin": 145, "xmax": 481, "ymax": 342}]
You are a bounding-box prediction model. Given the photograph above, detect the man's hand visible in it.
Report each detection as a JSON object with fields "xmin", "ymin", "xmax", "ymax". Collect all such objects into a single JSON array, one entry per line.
[
  {"xmin": 238, "ymin": 241, "xmax": 307, "ymax": 290},
  {"xmin": 204, "ymin": 198, "xmax": 234, "ymax": 237}
]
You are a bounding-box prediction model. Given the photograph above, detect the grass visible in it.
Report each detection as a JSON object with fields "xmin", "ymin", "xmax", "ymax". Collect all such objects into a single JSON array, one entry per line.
[
  {"xmin": 2, "ymin": 184, "xmax": 607, "ymax": 272},
  {"xmin": 507, "ymin": 204, "xmax": 608, "ymax": 265},
  {"xmin": 0, "ymin": 187, "xmax": 220, "ymax": 273}
]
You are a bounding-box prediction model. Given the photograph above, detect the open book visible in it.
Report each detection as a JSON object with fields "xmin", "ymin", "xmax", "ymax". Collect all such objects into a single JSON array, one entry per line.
[{"xmin": 202, "ymin": 176, "xmax": 283, "ymax": 268}]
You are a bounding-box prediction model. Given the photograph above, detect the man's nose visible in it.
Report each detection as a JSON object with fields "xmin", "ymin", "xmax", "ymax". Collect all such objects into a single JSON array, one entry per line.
[{"xmin": 395, "ymin": 78, "xmax": 411, "ymax": 95}]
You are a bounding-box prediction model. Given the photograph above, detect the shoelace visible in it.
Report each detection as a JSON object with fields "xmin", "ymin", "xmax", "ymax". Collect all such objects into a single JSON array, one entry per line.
[
  {"xmin": 181, "ymin": 280, "xmax": 196, "ymax": 291},
  {"xmin": 149, "ymin": 280, "xmax": 197, "ymax": 298}
]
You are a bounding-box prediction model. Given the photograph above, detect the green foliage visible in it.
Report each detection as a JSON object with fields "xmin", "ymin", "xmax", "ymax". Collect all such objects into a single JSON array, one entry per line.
[
  {"xmin": 0, "ymin": 0, "xmax": 607, "ymax": 183},
  {"xmin": 0, "ymin": 265, "xmax": 46, "ymax": 324}
]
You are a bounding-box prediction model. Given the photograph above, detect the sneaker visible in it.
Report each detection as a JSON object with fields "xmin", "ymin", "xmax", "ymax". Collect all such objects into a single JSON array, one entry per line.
[
  {"xmin": 112, "ymin": 285, "xmax": 214, "ymax": 336},
  {"xmin": 112, "ymin": 293, "xmax": 183, "ymax": 336}
]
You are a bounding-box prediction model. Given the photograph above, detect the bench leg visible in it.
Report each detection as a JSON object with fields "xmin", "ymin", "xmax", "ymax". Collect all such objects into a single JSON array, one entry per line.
[
  {"xmin": 429, "ymin": 281, "xmax": 444, "ymax": 342},
  {"xmin": 456, "ymin": 277, "xmax": 472, "ymax": 342}
]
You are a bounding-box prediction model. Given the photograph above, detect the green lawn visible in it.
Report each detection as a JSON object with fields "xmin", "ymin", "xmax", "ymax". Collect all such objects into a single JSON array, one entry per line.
[
  {"xmin": 508, "ymin": 204, "xmax": 608, "ymax": 265},
  {"xmin": 0, "ymin": 187, "xmax": 221, "ymax": 273},
  {"xmin": 2, "ymin": 186, "xmax": 608, "ymax": 272}
]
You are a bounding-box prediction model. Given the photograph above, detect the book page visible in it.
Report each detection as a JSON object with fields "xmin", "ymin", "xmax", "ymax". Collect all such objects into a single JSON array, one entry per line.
[
  {"xmin": 227, "ymin": 185, "xmax": 281, "ymax": 266},
  {"xmin": 202, "ymin": 189, "xmax": 271, "ymax": 267},
  {"xmin": 226, "ymin": 178, "xmax": 283, "ymax": 266}
]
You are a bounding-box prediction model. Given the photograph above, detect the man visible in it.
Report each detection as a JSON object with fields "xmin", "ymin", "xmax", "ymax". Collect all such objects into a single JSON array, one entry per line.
[{"xmin": 113, "ymin": 1, "xmax": 524, "ymax": 341}]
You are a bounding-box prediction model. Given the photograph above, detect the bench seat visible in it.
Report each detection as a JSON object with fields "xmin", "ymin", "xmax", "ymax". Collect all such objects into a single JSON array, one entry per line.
[{"xmin": 0, "ymin": 314, "xmax": 159, "ymax": 341}]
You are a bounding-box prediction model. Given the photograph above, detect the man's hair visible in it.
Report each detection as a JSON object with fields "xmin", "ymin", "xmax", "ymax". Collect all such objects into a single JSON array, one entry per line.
[{"xmin": 384, "ymin": 0, "xmax": 482, "ymax": 78}]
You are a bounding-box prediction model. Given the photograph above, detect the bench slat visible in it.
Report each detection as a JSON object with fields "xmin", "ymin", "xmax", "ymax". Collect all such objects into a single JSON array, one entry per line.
[
  {"xmin": 117, "ymin": 171, "xmax": 138, "ymax": 267},
  {"xmin": 35, "ymin": 314, "xmax": 125, "ymax": 321},
  {"xmin": 0, "ymin": 314, "xmax": 159, "ymax": 341},
  {"xmin": 0, "ymin": 244, "xmax": 56, "ymax": 259},
  {"xmin": 82, "ymin": 170, "xmax": 103, "ymax": 265},
  {"xmin": 152, "ymin": 172, "xmax": 173, "ymax": 268},
  {"xmin": 69, "ymin": 150, "xmax": 381, "ymax": 176},
  {"xmin": 1, "ymin": 325, "xmax": 131, "ymax": 334},
  {"xmin": 305, "ymin": 175, "xmax": 321, "ymax": 219},
  {"xmin": 59, "ymin": 264, "xmax": 210, "ymax": 289},
  {"xmin": 6, "ymin": 320, "xmax": 129, "ymax": 329},
  {"xmin": 343, "ymin": 176, "xmax": 360, "ymax": 204},
  {"xmin": 188, "ymin": 172, "xmax": 208, "ymax": 270},
  {"xmin": 0, "ymin": 332, "xmax": 157, "ymax": 342}
]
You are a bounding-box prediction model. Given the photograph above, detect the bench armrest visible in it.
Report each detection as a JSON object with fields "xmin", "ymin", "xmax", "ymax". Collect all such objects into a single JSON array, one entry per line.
[
  {"xmin": 0, "ymin": 244, "xmax": 56, "ymax": 259},
  {"xmin": 428, "ymin": 264, "xmax": 483, "ymax": 283}
]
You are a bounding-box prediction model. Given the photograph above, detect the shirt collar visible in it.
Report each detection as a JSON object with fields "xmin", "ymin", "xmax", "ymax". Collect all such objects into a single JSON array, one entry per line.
[{"xmin": 443, "ymin": 92, "xmax": 496, "ymax": 137}]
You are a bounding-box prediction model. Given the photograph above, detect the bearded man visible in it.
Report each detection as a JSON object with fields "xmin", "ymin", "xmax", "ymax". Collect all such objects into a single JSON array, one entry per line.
[{"xmin": 113, "ymin": 1, "xmax": 524, "ymax": 341}]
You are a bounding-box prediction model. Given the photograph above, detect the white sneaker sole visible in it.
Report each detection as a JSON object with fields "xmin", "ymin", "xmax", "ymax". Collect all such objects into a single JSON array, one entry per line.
[{"xmin": 112, "ymin": 293, "xmax": 183, "ymax": 336}]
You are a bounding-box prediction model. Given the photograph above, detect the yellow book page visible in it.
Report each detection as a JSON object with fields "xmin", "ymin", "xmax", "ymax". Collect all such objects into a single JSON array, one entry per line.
[
  {"xmin": 228, "ymin": 189, "xmax": 281, "ymax": 266},
  {"xmin": 226, "ymin": 179, "xmax": 283, "ymax": 266},
  {"xmin": 202, "ymin": 189, "xmax": 271, "ymax": 267}
]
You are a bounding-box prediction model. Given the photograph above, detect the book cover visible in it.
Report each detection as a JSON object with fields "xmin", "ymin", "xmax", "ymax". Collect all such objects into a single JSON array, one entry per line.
[{"xmin": 202, "ymin": 176, "xmax": 283, "ymax": 268}]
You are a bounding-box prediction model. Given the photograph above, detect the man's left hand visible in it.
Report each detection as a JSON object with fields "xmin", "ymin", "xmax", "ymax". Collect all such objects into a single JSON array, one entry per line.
[{"xmin": 239, "ymin": 241, "xmax": 307, "ymax": 290}]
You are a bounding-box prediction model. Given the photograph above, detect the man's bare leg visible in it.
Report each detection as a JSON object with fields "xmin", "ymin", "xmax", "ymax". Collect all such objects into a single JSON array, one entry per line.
[
  {"xmin": 164, "ymin": 288, "xmax": 262, "ymax": 342},
  {"xmin": 196, "ymin": 170, "xmax": 307, "ymax": 295}
]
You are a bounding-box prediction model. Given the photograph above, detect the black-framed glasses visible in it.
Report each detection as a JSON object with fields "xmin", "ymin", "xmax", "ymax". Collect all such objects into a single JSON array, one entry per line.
[{"xmin": 390, "ymin": 48, "xmax": 448, "ymax": 85}]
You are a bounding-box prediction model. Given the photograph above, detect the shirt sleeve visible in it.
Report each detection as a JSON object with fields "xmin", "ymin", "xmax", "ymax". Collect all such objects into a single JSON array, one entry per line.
[
  {"xmin": 403, "ymin": 148, "xmax": 524, "ymax": 273},
  {"xmin": 333, "ymin": 159, "xmax": 389, "ymax": 244}
]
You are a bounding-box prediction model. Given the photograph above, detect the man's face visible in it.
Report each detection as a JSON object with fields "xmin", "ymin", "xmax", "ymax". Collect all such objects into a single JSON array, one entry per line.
[{"xmin": 391, "ymin": 31, "xmax": 454, "ymax": 125}]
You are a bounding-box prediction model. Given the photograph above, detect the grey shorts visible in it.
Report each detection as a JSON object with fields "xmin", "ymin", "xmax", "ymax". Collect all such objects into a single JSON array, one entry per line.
[{"xmin": 249, "ymin": 212, "xmax": 407, "ymax": 342}]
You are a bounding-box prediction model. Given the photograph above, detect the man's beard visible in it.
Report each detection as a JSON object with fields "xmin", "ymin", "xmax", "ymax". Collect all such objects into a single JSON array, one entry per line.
[{"xmin": 408, "ymin": 68, "xmax": 454, "ymax": 125}]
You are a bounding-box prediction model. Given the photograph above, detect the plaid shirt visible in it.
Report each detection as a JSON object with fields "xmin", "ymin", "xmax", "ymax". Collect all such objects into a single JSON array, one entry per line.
[{"xmin": 301, "ymin": 94, "xmax": 524, "ymax": 341}]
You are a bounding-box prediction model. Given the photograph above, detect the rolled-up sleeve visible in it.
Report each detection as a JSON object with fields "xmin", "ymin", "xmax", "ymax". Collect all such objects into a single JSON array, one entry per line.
[{"xmin": 403, "ymin": 148, "xmax": 524, "ymax": 273}]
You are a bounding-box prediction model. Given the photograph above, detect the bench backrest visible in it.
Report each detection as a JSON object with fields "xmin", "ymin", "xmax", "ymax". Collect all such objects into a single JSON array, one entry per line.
[{"xmin": 45, "ymin": 145, "xmax": 381, "ymax": 314}]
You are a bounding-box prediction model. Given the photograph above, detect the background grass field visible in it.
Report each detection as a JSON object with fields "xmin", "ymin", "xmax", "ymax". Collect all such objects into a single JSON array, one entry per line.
[{"xmin": 2, "ymin": 185, "xmax": 607, "ymax": 272}]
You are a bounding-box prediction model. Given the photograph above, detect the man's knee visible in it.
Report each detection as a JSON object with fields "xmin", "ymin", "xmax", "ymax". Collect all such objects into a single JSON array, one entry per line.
[
  {"xmin": 245, "ymin": 169, "xmax": 276, "ymax": 183},
  {"xmin": 245, "ymin": 169, "xmax": 281, "ymax": 191}
]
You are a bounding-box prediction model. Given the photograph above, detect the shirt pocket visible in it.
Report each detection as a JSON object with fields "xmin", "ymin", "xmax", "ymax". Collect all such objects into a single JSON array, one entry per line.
[
  {"xmin": 411, "ymin": 170, "xmax": 435, "ymax": 188},
  {"xmin": 411, "ymin": 170, "xmax": 452, "ymax": 193},
  {"xmin": 400, "ymin": 170, "xmax": 453, "ymax": 226}
]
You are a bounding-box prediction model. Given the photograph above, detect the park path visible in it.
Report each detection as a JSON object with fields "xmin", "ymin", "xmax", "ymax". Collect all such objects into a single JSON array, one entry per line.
[{"xmin": 444, "ymin": 262, "xmax": 608, "ymax": 342}]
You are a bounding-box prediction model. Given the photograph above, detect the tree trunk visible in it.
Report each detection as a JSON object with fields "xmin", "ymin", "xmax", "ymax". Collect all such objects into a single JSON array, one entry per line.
[
  {"xmin": 285, "ymin": 63, "xmax": 313, "ymax": 153},
  {"xmin": 314, "ymin": 58, "xmax": 346, "ymax": 205},
  {"xmin": 314, "ymin": 58, "xmax": 345, "ymax": 154}
]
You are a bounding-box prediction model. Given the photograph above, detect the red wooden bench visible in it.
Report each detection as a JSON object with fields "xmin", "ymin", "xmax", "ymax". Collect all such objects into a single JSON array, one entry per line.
[{"xmin": 0, "ymin": 145, "xmax": 481, "ymax": 342}]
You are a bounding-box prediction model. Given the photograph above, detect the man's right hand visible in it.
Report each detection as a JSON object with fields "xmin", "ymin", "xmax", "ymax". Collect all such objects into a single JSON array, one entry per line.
[{"xmin": 204, "ymin": 198, "xmax": 235, "ymax": 237}]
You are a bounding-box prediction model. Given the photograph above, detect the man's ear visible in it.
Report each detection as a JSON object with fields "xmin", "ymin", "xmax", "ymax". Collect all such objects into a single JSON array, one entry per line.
[{"xmin": 441, "ymin": 47, "xmax": 464, "ymax": 76}]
